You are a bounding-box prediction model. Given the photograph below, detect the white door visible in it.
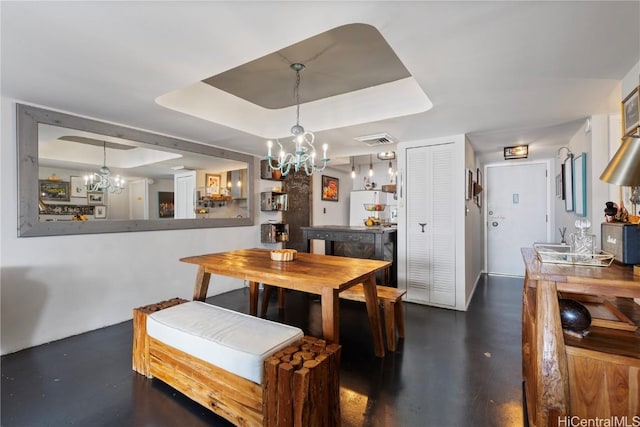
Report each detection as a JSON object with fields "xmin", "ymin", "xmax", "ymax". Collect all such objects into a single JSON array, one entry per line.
[
  {"xmin": 174, "ymin": 171, "xmax": 196, "ymax": 219},
  {"xmin": 129, "ymin": 179, "xmax": 149, "ymax": 220},
  {"xmin": 486, "ymin": 162, "xmax": 549, "ymax": 276},
  {"xmin": 405, "ymin": 143, "xmax": 456, "ymax": 306}
]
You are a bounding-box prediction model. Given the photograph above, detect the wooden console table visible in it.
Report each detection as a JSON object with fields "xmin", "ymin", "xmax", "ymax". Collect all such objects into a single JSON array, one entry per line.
[
  {"xmin": 521, "ymin": 248, "xmax": 640, "ymax": 426},
  {"xmin": 301, "ymin": 226, "xmax": 397, "ymax": 285}
]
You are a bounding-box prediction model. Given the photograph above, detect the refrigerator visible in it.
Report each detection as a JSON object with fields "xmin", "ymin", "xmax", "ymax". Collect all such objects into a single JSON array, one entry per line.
[{"xmin": 349, "ymin": 190, "xmax": 396, "ymax": 226}]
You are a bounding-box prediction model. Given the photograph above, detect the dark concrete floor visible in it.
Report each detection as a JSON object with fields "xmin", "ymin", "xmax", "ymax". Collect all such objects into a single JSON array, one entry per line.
[{"xmin": 1, "ymin": 274, "xmax": 524, "ymax": 426}]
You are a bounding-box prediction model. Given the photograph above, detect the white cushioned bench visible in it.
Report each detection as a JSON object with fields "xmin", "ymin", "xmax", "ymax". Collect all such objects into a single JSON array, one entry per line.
[
  {"xmin": 147, "ymin": 301, "xmax": 303, "ymax": 383},
  {"xmin": 132, "ymin": 298, "xmax": 341, "ymax": 427}
]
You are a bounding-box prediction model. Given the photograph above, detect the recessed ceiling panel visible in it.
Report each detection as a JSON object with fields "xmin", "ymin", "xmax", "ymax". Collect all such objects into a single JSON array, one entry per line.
[{"xmin": 202, "ymin": 23, "xmax": 412, "ymax": 109}]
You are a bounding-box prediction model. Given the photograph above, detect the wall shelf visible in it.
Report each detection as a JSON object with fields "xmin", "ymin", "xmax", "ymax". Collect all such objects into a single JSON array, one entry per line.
[
  {"xmin": 260, "ymin": 160, "xmax": 284, "ymax": 181},
  {"xmin": 261, "ymin": 223, "xmax": 289, "ymax": 243},
  {"xmin": 260, "ymin": 192, "xmax": 288, "ymax": 211}
]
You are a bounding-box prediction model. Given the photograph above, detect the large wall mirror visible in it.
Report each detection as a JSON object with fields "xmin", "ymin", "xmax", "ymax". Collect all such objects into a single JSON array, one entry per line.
[{"xmin": 17, "ymin": 104, "xmax": 255, "ymax": 237}]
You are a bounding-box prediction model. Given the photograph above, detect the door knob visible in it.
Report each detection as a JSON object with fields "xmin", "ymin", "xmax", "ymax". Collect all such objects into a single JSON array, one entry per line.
[
  {"xmin": 418, "ymin": 223, "xmax": 427, "ymax": 232},
  {"xmin": 492, "ymin": 221, "xmax": 499, "ymax": 227}
]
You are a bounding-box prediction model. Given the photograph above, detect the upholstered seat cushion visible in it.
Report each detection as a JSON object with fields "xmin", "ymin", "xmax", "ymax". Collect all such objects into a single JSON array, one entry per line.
[{"xmin": 146, "ymin": 301, "xmax": 303, "ymax": 383}]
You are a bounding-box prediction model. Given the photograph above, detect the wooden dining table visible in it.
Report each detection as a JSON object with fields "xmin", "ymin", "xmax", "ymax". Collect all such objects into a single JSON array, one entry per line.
[{"xmin": 180, "ymin": 248, "xmax": 390, "ymax": 357}]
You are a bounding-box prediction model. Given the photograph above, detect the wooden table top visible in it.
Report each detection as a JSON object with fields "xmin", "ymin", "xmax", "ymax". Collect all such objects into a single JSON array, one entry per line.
[
  {"xmin": 522, "ymin": 247, "xmax": 640, "ymax": 298},
  {"xmin": 180, "ymin": 248, "xmax": 391, "ymax": 295}
]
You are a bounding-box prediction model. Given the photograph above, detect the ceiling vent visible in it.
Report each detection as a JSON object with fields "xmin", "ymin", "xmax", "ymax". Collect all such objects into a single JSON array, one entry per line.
[{"xmin": 354, "ymin": 133, "xmax": 397, "ymax": 146}]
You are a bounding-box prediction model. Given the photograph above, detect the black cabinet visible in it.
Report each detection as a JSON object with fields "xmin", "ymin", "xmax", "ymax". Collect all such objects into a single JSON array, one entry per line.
[{"xmin": 301, "ymin": 226, "xmax": 397, "ymax": 286}]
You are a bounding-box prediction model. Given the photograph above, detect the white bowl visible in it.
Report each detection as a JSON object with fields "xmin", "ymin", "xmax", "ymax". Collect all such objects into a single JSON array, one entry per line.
[{"xmin": 270, "ymin": 249, "xmax": 297, "ymax": 262}]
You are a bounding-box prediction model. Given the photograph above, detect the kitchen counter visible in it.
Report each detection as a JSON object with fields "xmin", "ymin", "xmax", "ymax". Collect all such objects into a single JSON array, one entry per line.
[{"xmin": 301, "ymin": 225, "xmax": 397, "ymax": 285}]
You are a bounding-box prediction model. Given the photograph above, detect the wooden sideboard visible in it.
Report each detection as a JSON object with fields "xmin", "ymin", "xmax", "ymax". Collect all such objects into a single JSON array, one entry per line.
[{"xmin": 521, "ymin": 248, "xmax": 640, "ymax": 426}]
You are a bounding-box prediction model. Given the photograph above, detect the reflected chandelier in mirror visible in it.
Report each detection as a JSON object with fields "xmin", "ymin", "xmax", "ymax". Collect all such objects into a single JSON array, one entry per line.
[{"xmin": 17, "ymin": 104, "xmax": 255, "ymax": 237}]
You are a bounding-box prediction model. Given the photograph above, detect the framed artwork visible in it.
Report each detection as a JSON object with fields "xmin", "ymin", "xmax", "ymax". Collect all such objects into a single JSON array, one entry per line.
[
  {"xmin": 70, "ymin": 176, "xmax": 87, "ymax": 198},
  {"xmin": 321, "ymin": 175, "xmax": 339, "ymax": 201},
  {"xmin": 94, "ymin": 205, "xmax": 107, "ymax": 219},
  {"xmin": 560, "ymin": 163, "xmax": 566, "ymax": 200},
  {"xmin": 475, "ymin": 168, "xmax": 482, "ymax": 208},
  {"xmin": 158, "ymin": 191, "xmax": 175, "ymax": 218},
  {"xmin": 205, "ymin": 174, "xmax": 221, "ymax": 195},
  {"xmin": 466, "ymin": 169, "xmax": 473, "ymax": 200},
  {"xmin": 563, "ymin": 155, "xmax": 574, "ymax": 212},
  {"xmin": 39, "ymin": 180, "xmax": 70, "ymax": 202},
  {"xmin": 573, "ymin": 153, "xmax": 587, "ymax": 217},
  {"xmin": 622, "ymin": 86, "xmax": 639, "ymax": 137},
  {"xmin": 87, "ymin": 191, "xmax": 105, "ymax": 205}
]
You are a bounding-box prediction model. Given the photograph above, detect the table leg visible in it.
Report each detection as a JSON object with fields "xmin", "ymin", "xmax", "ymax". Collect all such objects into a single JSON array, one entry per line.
[
  {"xmin": 320, "ymin": 288, "xmax": 340, "ymax": 344},
  {"xmin": 249, "ymin": 281, "xmax": 260, "ymax": 316},
  {"xmin": 261, "ymin": 285, "xmax": 273, "ymax": 317},
  {"xmin": 362, "ymin": 274, "xmax": 385, "ymax": 358},
  {"xmin": 192, "ymin": 266, "xmax": 211, "ymax": 301}
]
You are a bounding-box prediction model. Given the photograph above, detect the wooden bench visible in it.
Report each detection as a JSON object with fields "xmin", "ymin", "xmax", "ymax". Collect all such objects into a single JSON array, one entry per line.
[
  {"xmin": 132, "ymin": 298, "xmax": 341, "ymax": 427},
  {"xmin": 261, "ymin": 284, "xmax": 406, "ymax": 351}
]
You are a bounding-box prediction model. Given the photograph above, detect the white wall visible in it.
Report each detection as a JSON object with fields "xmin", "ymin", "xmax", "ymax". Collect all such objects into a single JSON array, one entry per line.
[
  {"xmin": 465, "ymin": 138, "xmax": 483, "ymax": 303},
  {"xmin": 311, "ymin": 166, "xmax": 351, "ymax": 227},
  {"xmin": 309, "ymin": 167, "xmax": 351, "ymax": 253},
  {"xmin": 1, "ymin": 98, "xmax": 262, "ymax": 355},
  {"xmin": 554, "ymin": 59, "xmax": 639, "ymax": 249},
  {"xmin": 621, "ymin": 61, "xmax": 640, "ymax": 99}
]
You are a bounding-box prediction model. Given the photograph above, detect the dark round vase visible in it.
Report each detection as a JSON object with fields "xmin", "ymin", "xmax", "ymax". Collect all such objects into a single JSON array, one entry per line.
[{"xmin": 558, "ymin": 299, "xmax": 592, "ymax": 332}]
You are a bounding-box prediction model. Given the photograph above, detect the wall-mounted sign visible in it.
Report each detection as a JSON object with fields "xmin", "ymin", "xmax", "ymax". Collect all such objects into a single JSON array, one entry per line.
[{"xmin": 504, "ymin": 145, "xmax": 529, "ymax": 160}]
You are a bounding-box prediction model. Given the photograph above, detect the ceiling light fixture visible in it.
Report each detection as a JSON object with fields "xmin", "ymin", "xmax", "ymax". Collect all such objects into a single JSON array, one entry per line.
[
  {"xmin": 377, "ymin": 151, "xmax": 396, "ymax": 160},
  {"xmin": 84, "ymin": 141, "xmax": 125, "ymax": 193},
  {"xmin": 266, "ymin": 63, "xmax": 329, "ymax": 176},
  {"xmin": 369, "ymin": 154, "xmax": 374, "ymax": 177}
]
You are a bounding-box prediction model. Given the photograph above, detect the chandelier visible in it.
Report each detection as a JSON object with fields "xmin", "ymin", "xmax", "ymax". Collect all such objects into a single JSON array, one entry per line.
[
  {"xmin": 266, "ymin": 63, "xmax": 329, "ymax": 176},
  {"xmin": 84, "ymin": 141, "xmax": 125, "ymax": 193}
]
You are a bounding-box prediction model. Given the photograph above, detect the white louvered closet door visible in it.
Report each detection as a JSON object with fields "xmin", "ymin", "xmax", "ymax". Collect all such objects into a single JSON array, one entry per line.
[{"xmin": 405, "ymin": 143, "xmax": 455, "ymax": 306}]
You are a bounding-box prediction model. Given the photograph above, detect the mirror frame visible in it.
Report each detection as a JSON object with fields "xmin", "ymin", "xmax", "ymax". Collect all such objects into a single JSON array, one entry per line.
[{"xmin": 17, "ymin": 103, "xmax": 255, "ymax": 237}]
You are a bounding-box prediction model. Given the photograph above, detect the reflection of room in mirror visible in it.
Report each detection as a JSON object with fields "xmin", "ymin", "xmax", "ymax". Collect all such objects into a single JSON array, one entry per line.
[{"xmin": 20, "ymin": 104, "xmax": 255, "ymax": 236}]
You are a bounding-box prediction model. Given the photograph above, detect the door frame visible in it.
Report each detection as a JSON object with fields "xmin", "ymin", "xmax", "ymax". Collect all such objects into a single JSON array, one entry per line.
[{"xmin": 483, "ymin": 160, "xmax": 552, "ymax": 274}]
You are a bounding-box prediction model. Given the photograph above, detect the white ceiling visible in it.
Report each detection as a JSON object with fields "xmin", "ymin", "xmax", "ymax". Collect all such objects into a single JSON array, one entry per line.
[{"xmin": 2, "ymin": 1, "xmax": 639, "ymax": 167}]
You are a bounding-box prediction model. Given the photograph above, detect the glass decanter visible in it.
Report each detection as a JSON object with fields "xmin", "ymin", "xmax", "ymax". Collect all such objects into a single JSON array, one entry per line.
[{"xmin": 569, "ymin": 218, "xmax": 595, "ymax": 263}]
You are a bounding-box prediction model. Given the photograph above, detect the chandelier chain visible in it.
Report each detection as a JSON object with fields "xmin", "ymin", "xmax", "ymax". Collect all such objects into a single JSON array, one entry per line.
[{"xmin": 294, "ymin": 67, "xmax": 301, "ymax": 127}]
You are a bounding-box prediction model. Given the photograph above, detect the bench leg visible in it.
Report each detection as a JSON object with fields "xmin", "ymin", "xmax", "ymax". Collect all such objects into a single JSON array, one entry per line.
[
  {"xmin": 383, "ymin": 300, "xmax": 397, "ymax": 352},
  {"xmin": 132, "ymin": 298, "xmax": 188, "ymax": 377},
  {"xmin": 396, "ymin": 300, "xmax": 405, "ymax": 339}
]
